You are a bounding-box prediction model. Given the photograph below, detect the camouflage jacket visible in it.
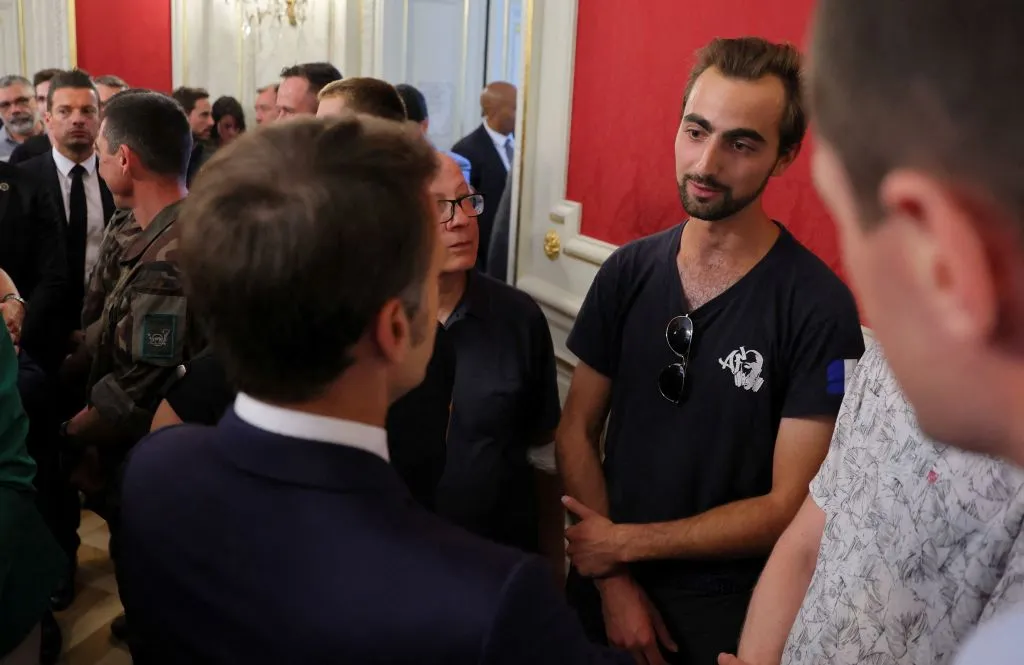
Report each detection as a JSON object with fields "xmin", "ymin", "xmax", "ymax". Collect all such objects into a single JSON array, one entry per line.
[
  {"xmin": 87, "ymin": 200, "xmax": 204, "ymax": 445},
  {"xmin": 82, "ymin": 208, "xmax": 142, "ymax": 352}
]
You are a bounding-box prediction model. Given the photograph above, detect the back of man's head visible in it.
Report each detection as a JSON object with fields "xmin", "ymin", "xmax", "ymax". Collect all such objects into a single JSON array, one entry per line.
[
  {"xmin": 318, "ymin": 78, "xmax": 407, "ymax": 122},
  {"xmin": 810, "ymin": 0, "xmax": 1024, "ymax": 458},
  {"xmin": 171, "ymin": 86, "xmax": 210, "ymax": 115},
  {"xmin": 811, "ymin": 0, "xmax": 1024, "ymax": 228},
  {"xmin": 280, "ymin": 62, "xmax": 343, "ymax": 98},
  {"xmin": 102, "ymin": 90, "xmax": 192, "ymax": 178},
  {"xmin": 46, "ymin": 69, "xmax": 98, "ymax": 111},
  {"xmin": 178, "ymin": 117, "xmax": 438, "ymax": 403},
  {"xmin": 396, "ymin": 84, "xmax": 428, "ymax": 124}
]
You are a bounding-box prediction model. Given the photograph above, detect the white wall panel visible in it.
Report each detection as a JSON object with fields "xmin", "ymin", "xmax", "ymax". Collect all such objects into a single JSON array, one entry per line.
[{"xmin": 0, "ymin": 0, "xmax": 73, "ymax": 79}]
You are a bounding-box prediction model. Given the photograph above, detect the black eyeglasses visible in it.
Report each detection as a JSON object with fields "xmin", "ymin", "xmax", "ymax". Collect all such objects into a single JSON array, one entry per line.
[
  {"xmin": 437, "ymin": 194, "xmax": 485, "ymax": 224},
  {"xmin": 659, "ymin": 315, "xmax": 694, "ymax": 404}
]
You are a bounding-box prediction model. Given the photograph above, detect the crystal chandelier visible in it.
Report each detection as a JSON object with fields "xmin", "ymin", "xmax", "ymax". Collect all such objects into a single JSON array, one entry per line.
[{"xmin": 226, "ymin": 0, "xmax": 309, "ymax": 37}]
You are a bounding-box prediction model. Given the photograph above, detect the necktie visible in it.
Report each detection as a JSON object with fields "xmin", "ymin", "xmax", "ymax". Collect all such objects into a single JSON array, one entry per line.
[
  {"xmin": 68, "ymin": 163, "xmax": 88, "ymax": 301},
  {"xmin": 504, "ymin": 137, "xmax": 514, "ymax": 167}
]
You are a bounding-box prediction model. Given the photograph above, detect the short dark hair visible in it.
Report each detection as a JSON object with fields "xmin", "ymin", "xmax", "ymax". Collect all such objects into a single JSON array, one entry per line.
[
  {"xmin": 178, "ymin": 117, "xmax": 438, "ymax": 402},
  {"xmin": 211, "ymin": 95, "xmax": 247, "ymax": 142},
  {"xmin": 318, "ymin": 78, "xmax": 407, "ymax": 122},
  {"xmin": 93, "ymin": 74, "xmax": 128, "ymax": 90},
  {"xmin": 279, "ymin": 62, "xmax": 343, "ymax": 97},
  {"xmin": 811, "ymin": 0, "xmax": 1024, "ymax": 229},
  {"xmin": 683, "ymin": 37, "xmax": 806, "ymax": 156},
  {"xmin": 46, "ymin": 69, "xmax": 98, "ymax": 111},
  {"xmin": 171, "ymin": 86, "xmax": 210, "ymax": 115},
  {"xmin": 33, "ymin": 68, "xmax": 64, "ymax": 87},
  {"xmin": 396, "ymin": 84, "xmax": 428, "ymax": 123},
  {"xmin": 102, "ymin": 90, "xmax": 192, "ymax": 178}
]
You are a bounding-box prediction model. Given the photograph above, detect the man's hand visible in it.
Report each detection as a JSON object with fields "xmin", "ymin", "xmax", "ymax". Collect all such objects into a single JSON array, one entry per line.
[
  {"xmin": 563, "ymin": 495, "xmax": 629, "ymax": 578},
  {"xmin": 1, "ymin": 299, "xmax": 25, "ymax": 346},
  {"xmin": 598, "ymin": 574, "xmax": 677, "ymax": 665},
  {"xmin": 718, "ymin": 655, "xmax": 754, "ymax": 665}
]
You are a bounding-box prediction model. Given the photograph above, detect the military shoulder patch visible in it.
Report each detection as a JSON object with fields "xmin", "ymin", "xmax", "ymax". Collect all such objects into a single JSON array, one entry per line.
[{"xmin": 141, "ymin": 313, "xmax": 177, "ymax": 360}]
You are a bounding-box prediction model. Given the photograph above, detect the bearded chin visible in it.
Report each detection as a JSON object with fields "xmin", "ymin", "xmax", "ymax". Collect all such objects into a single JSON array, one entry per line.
[
  {"xmin": 8, "ymin": 116, "xmax": 35, "ymax": 134},
  {"xmin": 677, "ymin": 172, "xmax": 773, "ymax": 222}
]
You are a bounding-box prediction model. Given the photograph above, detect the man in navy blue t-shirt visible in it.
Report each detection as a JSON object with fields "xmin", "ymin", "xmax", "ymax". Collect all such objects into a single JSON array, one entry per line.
[{"xmin": 556, "ymin": 37, "xmax": 865, "ymax": 665}]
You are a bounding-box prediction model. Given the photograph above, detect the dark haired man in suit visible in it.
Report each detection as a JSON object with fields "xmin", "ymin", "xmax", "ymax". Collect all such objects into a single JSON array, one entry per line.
[
  {"xmin": 118, "ymin": 116, "xmax": 627, "ymax": 665},
  {"xmin": 18, "ymin": 70, "xmax": 115, "ymax": 340}
]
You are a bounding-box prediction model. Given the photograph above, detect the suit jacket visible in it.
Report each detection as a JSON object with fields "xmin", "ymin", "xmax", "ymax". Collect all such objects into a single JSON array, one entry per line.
[
  {"xmin": 0, "ymin": 161, "xmax": 68, "ymax": 370},
  {"xmin": 452, "ymin": 124, "xmax": 510, "ymax": 275},
  {"xmin": 486, "ymin": 169, "xmax": 514, "ymax": 283},
  {"xmin": 119, "ymin": 410, "xmax": 629, "ymax": 665},
  {"xmin": 8, "ymin": 134, "xmax": 52, "ymax": 166},
  {"xmin": 18, "ymin": 150, "xmax": 115, "ymax": 333}
]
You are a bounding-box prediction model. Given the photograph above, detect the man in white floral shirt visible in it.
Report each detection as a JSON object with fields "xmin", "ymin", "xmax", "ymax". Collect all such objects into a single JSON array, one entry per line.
[{"xmin": 723, "ymin": 339, "xmax": 1024, "ymax": 665}]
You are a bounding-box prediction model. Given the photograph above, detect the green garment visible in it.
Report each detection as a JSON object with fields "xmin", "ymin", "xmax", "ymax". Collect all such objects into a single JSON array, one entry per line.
[{"xmin": 0, "ymin": 328, "xmax": 66, "ymax": 655}]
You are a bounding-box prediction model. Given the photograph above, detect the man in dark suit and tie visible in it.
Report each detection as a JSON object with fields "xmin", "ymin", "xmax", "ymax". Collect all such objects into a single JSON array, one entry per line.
[
  {"xmin": 118, "ymin": 117, "xmax": 627, "ymax": 665},
  {"xmin": 19, "ymin": 70, "xmax": 115, "ymax": 345},
  {"xmin": 452, "ymin": 81, "xmax": 517, "ymax": 275},
  {"xmin": 18, "ymin": 70, "xmax": 114, "ymax": 612}
]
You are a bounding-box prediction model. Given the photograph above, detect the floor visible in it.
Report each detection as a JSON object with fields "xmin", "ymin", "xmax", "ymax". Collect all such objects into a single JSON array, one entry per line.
[{"xmin": 53, "ymin": 511, "xmax": 131, "ymax": 665}]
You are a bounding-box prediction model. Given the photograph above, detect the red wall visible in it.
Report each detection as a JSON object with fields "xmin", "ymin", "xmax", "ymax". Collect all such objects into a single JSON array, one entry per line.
[
  {"xmin": 75, "ymin": 0, "xmax": 173, "ymax": 93},
  {"xmin": 566, "ymin": 0, "xmax": 842, "ymax": 275}
]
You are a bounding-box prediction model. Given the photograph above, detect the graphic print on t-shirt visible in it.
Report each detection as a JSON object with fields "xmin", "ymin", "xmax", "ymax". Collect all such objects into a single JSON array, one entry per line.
[{"xmin": 718, "ymin": 346, "xmax": 766, "ymax": 393}]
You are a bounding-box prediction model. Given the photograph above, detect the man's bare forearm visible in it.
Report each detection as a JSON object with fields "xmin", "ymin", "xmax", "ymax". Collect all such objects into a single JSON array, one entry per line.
[
  {"xmin": 737, "ymin": 497, "xmax": 825, "ymax": 665},
  {"xmin": 618, "ymin": 493, "xmax": 796, "ymax": 562},
  {"xmin": 556, "ymin": 424, "xmax": 610, "ymax": 517}
]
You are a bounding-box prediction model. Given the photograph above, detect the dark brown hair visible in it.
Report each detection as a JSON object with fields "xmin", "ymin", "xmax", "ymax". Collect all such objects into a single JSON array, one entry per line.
[
  {"xmin": 811, "ymin": 0, "xmax": 1024, "ymax": 228},
  {"xmin": 684, "ymin": 37, "xmax": 806, "ymax": 156},
  {"xmin": 46, "ymin": 69, "xmax": 98, "ymax": 111},
  {"xmin": 33, "ymin": 68, "xmax": 64, "ymax": 87},
  {"xmin": 171, "ymin": 86, "xmax": 209, "ymax": 115},
  {"xmin": 179, "ymin": 117, "xmax": 438, "ymax": 402},
  {"xmin": 280, "ymin": 62, "xmax": 343, "ymax": 97},
  {"xmin": 318, "ymin": 77, "xmax": 407, "ymax": 122},
  {"xmin": 102, "ymin": 90, "xmax": 192, "ymax": 177}
]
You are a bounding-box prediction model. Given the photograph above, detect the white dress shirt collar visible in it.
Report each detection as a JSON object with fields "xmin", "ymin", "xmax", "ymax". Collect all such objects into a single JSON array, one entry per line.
[
  {"xmin": 51, "ymin": 147, "xmax": 97, "ymax": 177},
  {"xmin": 483, "ymin": 121, "xmax": 513, "ymax": 171},
  {"xmin": 234, "ymin": 393, "xmax": 390, "ymax": 462}
]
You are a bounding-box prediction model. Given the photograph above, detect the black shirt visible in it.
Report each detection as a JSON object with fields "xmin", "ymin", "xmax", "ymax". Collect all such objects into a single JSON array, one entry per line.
[
  {"xmin": 163, "ymin": 326, "xmax": 456, "ymax": 511},
  {"xmin": 437, "ymin": 272, "xmax": 561, "ymax": 552},
  {"xmin": 165, "ymin": 350, "xmax": 233, "ymax": 427},
  {"xmin": 567, "ymin": 223, "xmax": 864, "ymax": 594}
]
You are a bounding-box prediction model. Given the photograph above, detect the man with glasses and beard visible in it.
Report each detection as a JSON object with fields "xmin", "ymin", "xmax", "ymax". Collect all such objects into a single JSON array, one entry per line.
[
  {"xmin": 0, "ymin": 76, "xmax": 45, "ymax": 162},
  {"xmin": 555, "ymin": 37, "xmax": 864, "ymax": 665}
]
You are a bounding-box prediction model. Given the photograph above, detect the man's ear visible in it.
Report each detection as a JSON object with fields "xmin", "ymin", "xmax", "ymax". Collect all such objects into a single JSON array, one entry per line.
[
  {"xmin": 879, "ymin": 170, "xmax": 999, "ymax": 344},
  {"xmin": 772, "ymin": 143, "xmax": 801, "ymax": 177},
  {"xmin": 372, "ymin": 298, "xmax": 411, "ymax": 365}
]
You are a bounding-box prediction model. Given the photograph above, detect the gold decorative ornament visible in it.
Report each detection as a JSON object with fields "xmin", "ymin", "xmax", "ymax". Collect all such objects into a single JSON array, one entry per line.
[{"xmin": 543, "ymin": 230, "xmax": 561, "ymax": 260}]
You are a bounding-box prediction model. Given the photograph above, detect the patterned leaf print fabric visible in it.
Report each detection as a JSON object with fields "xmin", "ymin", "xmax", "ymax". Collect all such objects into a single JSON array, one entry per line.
[{"xmin": 783, "ymin": 340, "xmax": 1024, "ymax": 665}]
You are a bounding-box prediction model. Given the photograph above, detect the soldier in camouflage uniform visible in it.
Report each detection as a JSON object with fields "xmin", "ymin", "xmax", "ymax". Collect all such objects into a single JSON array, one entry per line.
[
  {"xmin": 82, "ymin": 208, "xmax": 141, "ymax": 336},
  {"xmin": 61, "ymin": 209, "xmax": 142, "ymax": 389},
  {"xmin": 60, "ymin": 92, "xmax": 203, "ymax": 515}
]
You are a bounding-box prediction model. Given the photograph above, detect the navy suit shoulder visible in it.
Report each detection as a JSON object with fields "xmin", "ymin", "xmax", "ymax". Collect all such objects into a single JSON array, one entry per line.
[
  {"xmin": 451, "ymin": 124, "xmax": 492, "ymax": 160},
  {"xmin": 120, "ymin": 416, "xmax": 626, "ymax": 665},
  {"xmin": 0, "ymin": 160, "xmax": 67, "ymax": 368},
  {"xmin": 8, "ymin": 134, "xmax": 51, "ymax": 166}
]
